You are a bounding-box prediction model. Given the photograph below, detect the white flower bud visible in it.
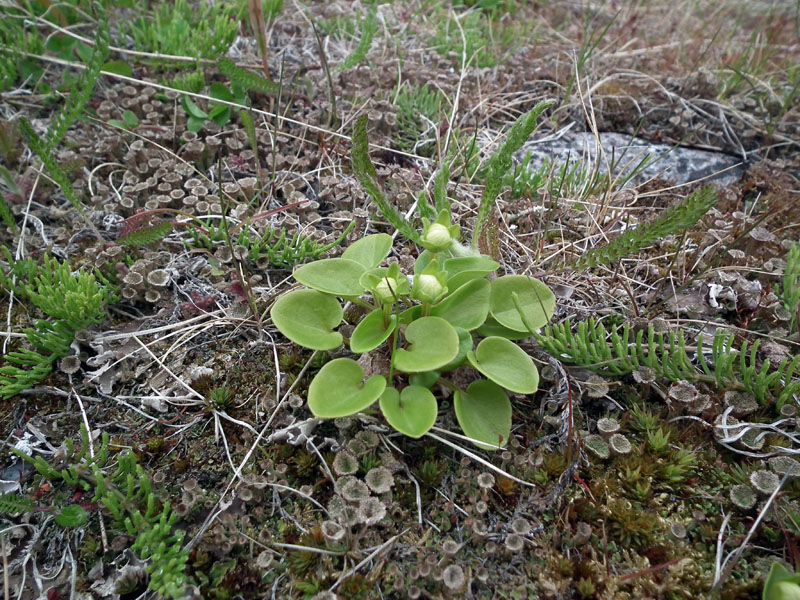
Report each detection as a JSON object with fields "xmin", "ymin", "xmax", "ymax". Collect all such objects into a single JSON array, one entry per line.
[
  {"xmin": 374, "ymin": 276, "xmax": 400, "ymax": 303},
  {"xmin": 423, "ymin": 223, "xmax": 452, "ymax": 251},
  {"xmin": 415, "ymin": 273, "xmax": 444, "ymax": 302}
]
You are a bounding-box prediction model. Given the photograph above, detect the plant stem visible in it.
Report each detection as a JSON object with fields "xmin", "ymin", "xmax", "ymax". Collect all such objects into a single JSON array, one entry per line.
[
  {"xmin": 437, "ymin": 377, "xmax": 461, "ymax": 394},
  {"xmin": 312, "ymin": 23, "xmax": 337, "ymax": 129},
  {"xmin": 387, "ymin": 302, "xmax": 401, "ymax": 384},
  {"xmin": 217, "ymin": 157, "xmax": 262, "ymax": 332}
]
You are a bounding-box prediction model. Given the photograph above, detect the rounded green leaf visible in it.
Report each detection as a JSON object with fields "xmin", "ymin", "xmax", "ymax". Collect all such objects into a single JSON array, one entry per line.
[
  {"xmin": 182, "ymin": 96, "xmax": 208, "ymax": 119},
  {"xmin": 350, "ymin": 309, "xmax": 397, "ymax": 353},
  {"xmin": 477, "ymin": 316, "xmax": 532, "ymax": 340},
  {"xmin": 439, "ymin": 327, "xmax": 472, "ymax": 372},
  {"xmin": 271, "ymin": 289, "xmax": 343, "ymax": 350},
  {"xmin": 454, "ymin": 380, "xmax": 511, "ymax": 450},
  {"xmin": 409, "ymin": 371, "xmax": 440, "ymax": 388},
  {"xmin": 398, "ymin": 305, "xmax": 422, "ymax": 324},
  {"xmin": 342, "ymin": 233, "xmax": 393, "ymax": 269},
  {"xmin": 443, "ymin": 256, "xmax": 499, "ymax": 290},
  {"xmin": 413, "ymin": 249, "xmax": 434, "ymax": 276},
  {"xmin": 308, "ymin": 358, "xmax": 386, "ymax": 418},
  {"xmin": 210, "ymin": 81, "xmax": 234, "ymax": 102},
  {"xmin": 466, "ymin": 337, "xmax": 539, "ymax": 394},
  {"xmin": 56, "ymin": 504, "xmax": 89, "ymax": 528},
  {"xmin": 393, "ymin": 317, "xmax": 459, "ymax": 373},
  {"xmin": 379, "ymin": 385, "xmax": 438, "ymax": 438},
  {"xmin": 490, "ymin": 275, "xmax": 556, "ymax": 333},
  {"xmin": 431, "ymin": 278, "xmax": 490, "ymax": 330},
  {"xmin": 294, "ymin": 258, "xmax": 367, "ymax": 297},
  {"xmin": 101, "ymin": 61, "xmax": 133, "ymax": 77},
  {"xmin": 764, "ymin": 563, "xmax": 800, "ymax": 600}
]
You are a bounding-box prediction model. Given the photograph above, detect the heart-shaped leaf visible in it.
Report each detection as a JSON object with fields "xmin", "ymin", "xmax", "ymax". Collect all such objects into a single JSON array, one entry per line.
[
  {"xmin": 350, "ymin": 309, "xmax": 397, "ymax": 353},
  {"xmin": 271, "ymin": 289, "xmax": 343, "ymax": 350},
  {"xmin": 379, "ymin": 385, "xmax": 438, "ymax": 438},
  {"xmin": 342, "ymin": 233, "xmax": 393, "ymax": 269},
  {"xmin": 454, "ymin": 380, "xmax": 511, "ymax": 450},
  {"xmin": 393, "ymin": 317, "xmax": 459, "ymax": 372},
  {"xmin": 467, "ymin": 337, "xmax": 539, "ymax": 394},
  {"xmin": 443, "ymin": 256, "xmax": 499, "ymax": 290},
  {"xmin": 439, "ymin": 327, "xmax": 472, "ymax": 372},
  {"xmin": 477, "ymin": 316, "xmax": 532, "ymax": 340},
  {"xmin": 308, "ymin": 358, "xmax": 386, "ymax": 418},
  {"xmin": 431, "ymin": 278, "xmax": 490, "ymax": 330},
  {"xmin": 490, "ymin": 275, "xmax": 555, "ymax": 333},
  {"xmin": 294, "ymin": 258, "xmax": 367, "ymax": 297}
]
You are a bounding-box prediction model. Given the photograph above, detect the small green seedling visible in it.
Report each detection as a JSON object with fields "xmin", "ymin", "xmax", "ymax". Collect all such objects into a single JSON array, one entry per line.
[
  {"xmin": 764, "ymin": 562, "xmax": 800, "ymax": 600},
  {"xmin": 107, "ymin": 109, "xmax": 139, "ymax": 131},
  {"xmin": 181, "ymin": 82, "xmax": 246, "ymax": 132},
  {"xmin": 270, "ymin": 212, "xmax": 555, "ymax": 449}
]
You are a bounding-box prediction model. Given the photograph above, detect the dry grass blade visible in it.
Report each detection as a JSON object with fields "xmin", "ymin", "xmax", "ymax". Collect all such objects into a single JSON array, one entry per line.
[{"xmin": 248, "ymin": 0, "xmax": 270, "ymax": 79}]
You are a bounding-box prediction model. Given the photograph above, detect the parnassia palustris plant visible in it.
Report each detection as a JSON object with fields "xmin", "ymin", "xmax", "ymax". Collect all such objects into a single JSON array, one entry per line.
[{"xmin": 270, "ymin": 214, "xmax": 555, "ymax": 449}]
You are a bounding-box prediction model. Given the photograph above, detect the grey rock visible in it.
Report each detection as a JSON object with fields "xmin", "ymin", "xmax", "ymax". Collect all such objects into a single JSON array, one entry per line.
[{"xmin": 516, "ymin": 128, "xmax": 744, "ymax": 187}]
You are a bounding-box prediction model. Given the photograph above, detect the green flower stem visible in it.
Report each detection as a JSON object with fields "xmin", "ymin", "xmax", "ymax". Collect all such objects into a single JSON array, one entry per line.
[
  {"xmin": 437, "ymin": 377, "xmax": 461, "ymax": 394},
  {"xmin": 382, "ymin": 302, "xmax": 392, "ymax": 329},
  {"xmin": 350, "ymin": 297, "xmax": 375, "ymax": 311},
  {"xmin": 387, "ymin": 304, "xmax": 401, "ymax": 384},
  {"xmin": 511, "ymin": 291, "xmax": 537, "ymax": 334}
]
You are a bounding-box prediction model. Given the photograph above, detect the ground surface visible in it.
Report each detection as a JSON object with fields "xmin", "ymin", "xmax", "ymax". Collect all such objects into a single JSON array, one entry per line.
[{"xmin": 1, "ymin": 1, "xmax": 800, "ymax": 598}]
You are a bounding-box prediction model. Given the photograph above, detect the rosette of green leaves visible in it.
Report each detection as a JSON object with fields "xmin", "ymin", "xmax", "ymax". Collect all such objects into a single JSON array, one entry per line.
[{"xmin": 270, "ymin": 232, "xmax": 555, "ymax": 449}]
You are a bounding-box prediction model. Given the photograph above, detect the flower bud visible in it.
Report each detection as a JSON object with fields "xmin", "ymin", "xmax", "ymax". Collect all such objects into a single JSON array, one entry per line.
[
  {"xmin": 422, "ymin": 223, "xmax": 453, "ymax": 252},
  {"xmin": 374, "ymin": 276, "xmax": 400, "ymax": 304},
  {"xmin": 421, "ymin": 210, "xmax": 459, "ymax": 253},
  {"xmin": 413, "ymin": 273, "xmax": 445, "ymax": 303}
]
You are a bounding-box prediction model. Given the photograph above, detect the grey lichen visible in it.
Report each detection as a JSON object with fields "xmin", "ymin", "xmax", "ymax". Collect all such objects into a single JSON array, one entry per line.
[
  {"xmin": 365, "ymin": 466, "xmax": 394, "ymax": 494},
  {"xmin": 668, "ymin": 381, "xmax": 698, "ymax": 408},
  {"xmin": 609, "ymin": 433, "xmax": 632, "ymax": 456},
  {"xmin": 321, "ymin": 520, "xmax": 345, "ymax": 546},
  {"xmin": 510, "ymin": 517, "xmax": 531, "ymax": 536},
  {"xmin": 729, "ymin": 484, "xmax": 757, "ymax": 510},
  {"xmin": 442, "ymin": 564, "xmax": 465, "ymax": 592},
  {"xmin": 596, "ymin": 417, "xmax": 620, "ymax": 438},
  {"xmin": 357, "ymin": 497, "xmax": 386, "ymax": 526},
  {"xmin": 584, "ymin": 434, "xmax": 610, "ymax": 460},
  {"xmin": 59, "ymin": 355, "xmax": 82, "ymax": 374},
  {"xmin": 768, "ymin": 456, "xmax": 800, "ymax": 479},
  {"xmin": 504, "ymin": 533, "xmax": 525, "ymax": 553},
  {"xmin": 332, "ymin": 451, "xmax": 359, "ymax": 476},
  {"xmin": 723, "ymin": 391, "xmax": 759, "ymax": 417},
  {"xmin": 146, "ymin": 268, "xmax": 170, "ymax": 288},
  {"xmin": 335, "ymin": 476, "xmax": 371, "ymax": 502},
  {"xmin": 749, "ymin": 470, "xmax": 780, "ymax": 496}
]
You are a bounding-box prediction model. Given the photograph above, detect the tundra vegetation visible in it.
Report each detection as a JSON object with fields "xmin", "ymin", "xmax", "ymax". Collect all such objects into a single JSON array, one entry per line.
[{"xmin": 0, "ymin": 0, "xmax": 799, "ymax": 598}]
